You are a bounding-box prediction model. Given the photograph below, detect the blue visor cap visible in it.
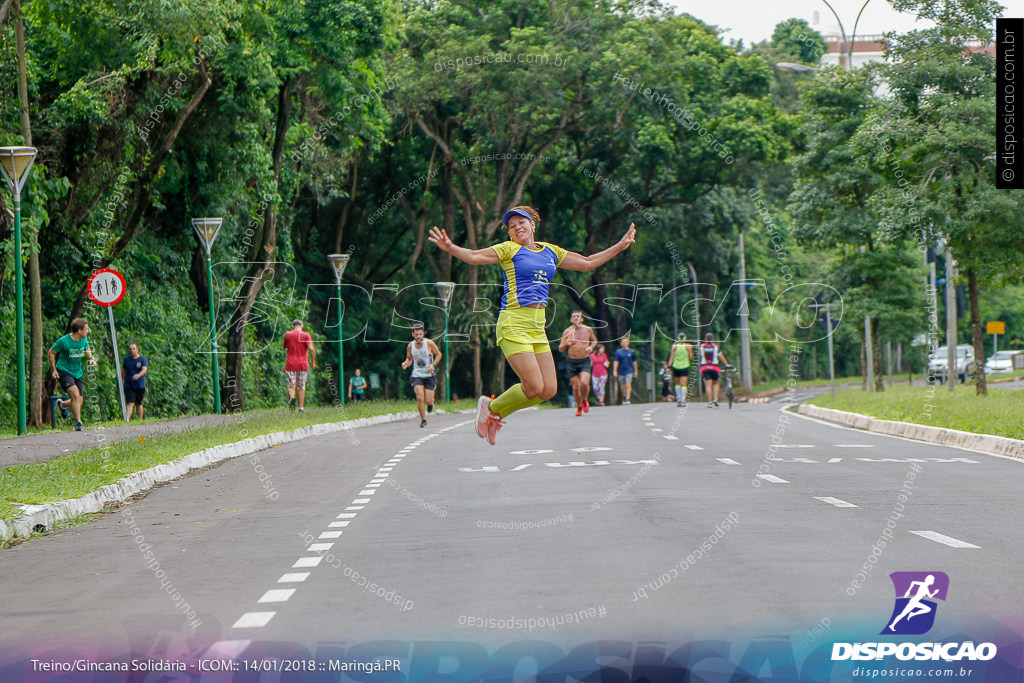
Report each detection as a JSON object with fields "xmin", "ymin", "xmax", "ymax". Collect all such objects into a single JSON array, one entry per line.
[{"xmin": 503, "ymin": 209, "xmax": 534, "ymax": 226}]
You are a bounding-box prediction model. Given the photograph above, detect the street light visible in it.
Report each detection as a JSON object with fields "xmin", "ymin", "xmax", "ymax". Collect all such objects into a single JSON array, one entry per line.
[
  {"xmin": 686, "ymin": 262, "xmax": 701, "ymax": 403},
  {"xmin": 435, "ymin": 281, "xmax": 455, "ymax": 403},
  {"xmin": 738, "ymin": 231, "xmax": 753, "ymax": 393},
  {"xmin": 775, "ymin": 62, "xmax": 819, "ymax": 72},
  {"xmin": 0, "ymin": 146, "xmax": 38, "ymax": 435},
  {"xmin": 820, "ymin": 0, "xmax": 872, "ymax": 69},
  {"xmin": 327, "ymin": 253, "xmax": 350, "ymax": 405},
  {"xmin": 192, "ymin": 217, "xmax": 222, "ymax": 414}
]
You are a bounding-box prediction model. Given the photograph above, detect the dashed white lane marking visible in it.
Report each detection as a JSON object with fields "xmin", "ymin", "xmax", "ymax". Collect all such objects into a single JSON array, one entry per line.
[
  {"xmin": 774, "ymin": 444, "xmax": 815, "ymax": 448},
  {"xmin": 716, "ymin": 458, "xmax": 741, "ymax": 465},
  {"xmin": 756, "ymin": 474, "xmax": 790, "ymax": 484},
  {"xmin": 229, "ymin": 421, "xmax": 473, "ymax": 632},
  {"xmin": 909, "ymin": 531, "xmax": 981, "ymax": 548},
  {"xmin": 663, "ymin": 435, "xmax": 678, "ymax": 440},
  {"xmin": 651, "ymin": 428, "xmax": 663, "ymax": 432},
  {"xmin": 200, "ymin": 640, "xmax": 251, "ymax": 658},
  {"xmin": 258, "ymin": 589, "xmax": 296, "ymax": 603},
  {"xmin": 814, "ymin": 496, "xmax": 859, "ymax": 508},
  {"xmin": 511, "ymin": 449, "xmax": 553, "ymax": 455},
  {"xmin": 232, "ymin": 612, "xmax": 275, "ymax": 629},
  {"xmin": 683, "ymin": 444, "xmax": 704, "ymax": 450}
]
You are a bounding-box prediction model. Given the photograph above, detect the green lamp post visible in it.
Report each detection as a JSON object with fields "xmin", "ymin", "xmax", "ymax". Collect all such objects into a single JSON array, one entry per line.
[
  {"xmin": 192, "ymin": 218, "xmax": 223, "ymax": 414},
  {"xmin": 435, "ymin": 282, "xmax": 455, "ymax": 403},
  {"xmin": 327, "ymin": 254, "xmax": 350, "ymax": 405},
  {"xmin": 0, "ymin": 146, "xmax": 38, "ymax": 435}
]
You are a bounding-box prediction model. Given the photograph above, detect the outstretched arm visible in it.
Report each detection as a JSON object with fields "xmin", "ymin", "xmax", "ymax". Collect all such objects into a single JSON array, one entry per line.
[
  {"xmin": 428, "ymin": 226, "xmax": 499, "ymax": 265},
  {"xmin": 561, "ymin": 223, "xmax": 636, "ymax": 272}
]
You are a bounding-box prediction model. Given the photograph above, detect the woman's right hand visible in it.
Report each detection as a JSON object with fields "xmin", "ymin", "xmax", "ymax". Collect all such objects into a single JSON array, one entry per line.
[{"xmin": 428, "ymin": 226, "xmax": 453, "ymax": 252}]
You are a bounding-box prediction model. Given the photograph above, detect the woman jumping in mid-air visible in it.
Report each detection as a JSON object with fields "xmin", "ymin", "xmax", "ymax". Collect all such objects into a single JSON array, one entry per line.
[{"xmin": 428, "ymin": 205, "xmax": 635, "ymax": 445}]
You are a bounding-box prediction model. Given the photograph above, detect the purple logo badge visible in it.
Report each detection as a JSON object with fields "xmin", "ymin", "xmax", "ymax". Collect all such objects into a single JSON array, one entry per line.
[{"xmin": 881, "ymin": 572, "xmax": 949, "ymax": 635}]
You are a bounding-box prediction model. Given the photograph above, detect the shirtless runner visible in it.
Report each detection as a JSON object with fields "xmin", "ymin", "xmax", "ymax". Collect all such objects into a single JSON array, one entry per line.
[{"xmin": 558, "ymin": 309, "xmax": 598, "ymax": 416}]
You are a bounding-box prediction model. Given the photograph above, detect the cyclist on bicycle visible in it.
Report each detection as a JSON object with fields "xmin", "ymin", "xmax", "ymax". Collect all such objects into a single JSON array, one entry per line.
[{"xmin": 698, "ymin": 332, "xmax": 729, "ymax": 408}]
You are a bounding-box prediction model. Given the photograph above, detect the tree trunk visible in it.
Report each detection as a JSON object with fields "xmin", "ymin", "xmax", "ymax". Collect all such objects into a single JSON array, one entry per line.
[
  {"xmin": 872, "ymin": 317, "xmax": 884, "ymax": 392},
  {"xmin": 224, "ymin": 77, "xmax": 293, "ymax": 412},
  {"xmin": 14, "ymin": 0, "xmax": 44, "ymax": 426},
  {"xmin": 967, "ymin": 269, "xmax": 986, "ymax": 396},
  {"xmin": 860, "ymin": 330, "xmax": 866, "ymax": 390}
]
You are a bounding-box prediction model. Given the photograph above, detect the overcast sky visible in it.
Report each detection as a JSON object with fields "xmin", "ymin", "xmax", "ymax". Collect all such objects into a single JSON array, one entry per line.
[{"xmin": 666, "ymin": 0, "xmax": 1021, "ymax": 46}]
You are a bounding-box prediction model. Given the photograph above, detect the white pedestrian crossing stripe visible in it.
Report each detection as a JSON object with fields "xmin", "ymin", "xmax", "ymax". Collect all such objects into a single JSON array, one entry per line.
[
  {"xmin": 909, "ymin": 531, "xmax": 980, "ymax": 548},
  {"xmin": 814, "ymin": 496, "xmax": 859, "ymax": 508}
]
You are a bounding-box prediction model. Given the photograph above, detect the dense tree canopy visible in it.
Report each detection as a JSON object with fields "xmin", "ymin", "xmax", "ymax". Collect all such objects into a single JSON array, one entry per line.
[{"xmin": 0, "ymin": 0, "xmax": 1020, "ymax": 428}]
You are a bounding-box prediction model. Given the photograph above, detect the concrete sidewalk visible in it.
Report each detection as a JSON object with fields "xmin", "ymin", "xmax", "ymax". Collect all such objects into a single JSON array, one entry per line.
[{"xmin": 0, "ymin": 414, "xmax": 242, "ymax": 470}]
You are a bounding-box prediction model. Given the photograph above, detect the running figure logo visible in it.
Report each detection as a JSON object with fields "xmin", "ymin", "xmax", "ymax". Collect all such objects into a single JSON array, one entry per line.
[{"xmin": 881, "ymin": 571, "xmax": 949, "ymax": 635}]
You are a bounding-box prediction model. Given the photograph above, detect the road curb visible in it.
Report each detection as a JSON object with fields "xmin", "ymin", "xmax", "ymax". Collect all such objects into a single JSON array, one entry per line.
[
  {"xmin": 0, "ymin": 411, "xmax": 423, "ymax": 543},
  {"xmin": 794, "ymin": 404, "xmax": 1024, "ymax": 460}
]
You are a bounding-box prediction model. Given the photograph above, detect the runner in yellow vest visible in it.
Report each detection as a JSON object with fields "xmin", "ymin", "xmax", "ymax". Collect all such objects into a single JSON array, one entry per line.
[{"xmin": 667, "ymin": 334, "xmax": 692, "ymax": 406}]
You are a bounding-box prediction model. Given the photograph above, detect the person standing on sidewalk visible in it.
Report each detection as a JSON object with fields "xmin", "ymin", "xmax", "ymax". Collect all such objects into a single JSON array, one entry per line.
[
  {"xmin": 283, "ymin": 319, "xmax": 317, "ymax": 412},
  {"xmin": 121, "ymin": 342, "xmax": 149, "ymax": 421},
  {"xmin": 559, "ymin": 310, "xmax": 598, "ymax": 416},
  {"xmin": 348, "ymin": 368, "xmax": 366, "ymax": 402},
  {"xmin": 49, "ymin": 318, "xmax": 97, "ymax": 432}
]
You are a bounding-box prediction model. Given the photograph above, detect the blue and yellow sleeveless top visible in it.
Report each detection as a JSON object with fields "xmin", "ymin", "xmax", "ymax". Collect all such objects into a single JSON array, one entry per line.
[{"xmin": 490, "ymin": 241, "xmax": 568, "ymax": 310}]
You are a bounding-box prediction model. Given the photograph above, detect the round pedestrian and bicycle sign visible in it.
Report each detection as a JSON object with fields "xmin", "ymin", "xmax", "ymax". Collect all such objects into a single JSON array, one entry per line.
[{"xmin": 87, "ymin": 268, "xmax": 127, "ymax": 306}]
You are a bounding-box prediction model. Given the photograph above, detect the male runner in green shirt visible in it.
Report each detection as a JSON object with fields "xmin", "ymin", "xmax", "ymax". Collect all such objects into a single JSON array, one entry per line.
[{"xmin": 49, "ymin": 318, "xmax": 97, "ymax": 431}]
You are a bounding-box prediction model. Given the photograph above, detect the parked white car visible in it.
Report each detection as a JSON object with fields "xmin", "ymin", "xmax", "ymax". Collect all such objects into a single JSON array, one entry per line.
[
  {"xmin": 928, "ymin": 345, "xmax": 977, "ymax": 383},
  {"xmin": 984, "ymin": 350, "xmax": 1021, "ymax": 374}
]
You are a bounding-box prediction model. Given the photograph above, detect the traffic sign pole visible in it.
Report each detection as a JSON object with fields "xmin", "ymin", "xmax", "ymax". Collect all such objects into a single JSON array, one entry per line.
[
  {"xmin": 108, "ymin": 306, "xmax": 128, "ymax": 422},
  {"xmin": 88, "ymin": 269, "xmax": 129, "ymax": 422}
]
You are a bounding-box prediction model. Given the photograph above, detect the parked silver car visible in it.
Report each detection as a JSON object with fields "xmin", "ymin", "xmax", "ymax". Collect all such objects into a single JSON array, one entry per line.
[
  {"xmin": 928, "ymin": 345, "xmax": 977, "ymax": 383},
  {"xmin": 984, "ymin": 350, "xmax": 1021, "ymax": 374}
]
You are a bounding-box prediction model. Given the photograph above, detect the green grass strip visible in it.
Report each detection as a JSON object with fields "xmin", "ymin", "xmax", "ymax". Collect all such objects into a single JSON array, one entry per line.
[
  {"xmin": 805, "ymin": 386, "xmax": 1024, "ymax": 441},
  {"xmin": 751, "ymin": 375, "xmax": 862, "ymax": 393},
  {"xmin": 0, "ymin": 400, "xmax": 432, "ymax": 521}
]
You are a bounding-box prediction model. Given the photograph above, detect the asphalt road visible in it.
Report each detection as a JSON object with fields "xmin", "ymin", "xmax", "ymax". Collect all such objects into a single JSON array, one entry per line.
[{"xmin": 1, "ymin": 397, "xmax": 1021, "ymax": 674}]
